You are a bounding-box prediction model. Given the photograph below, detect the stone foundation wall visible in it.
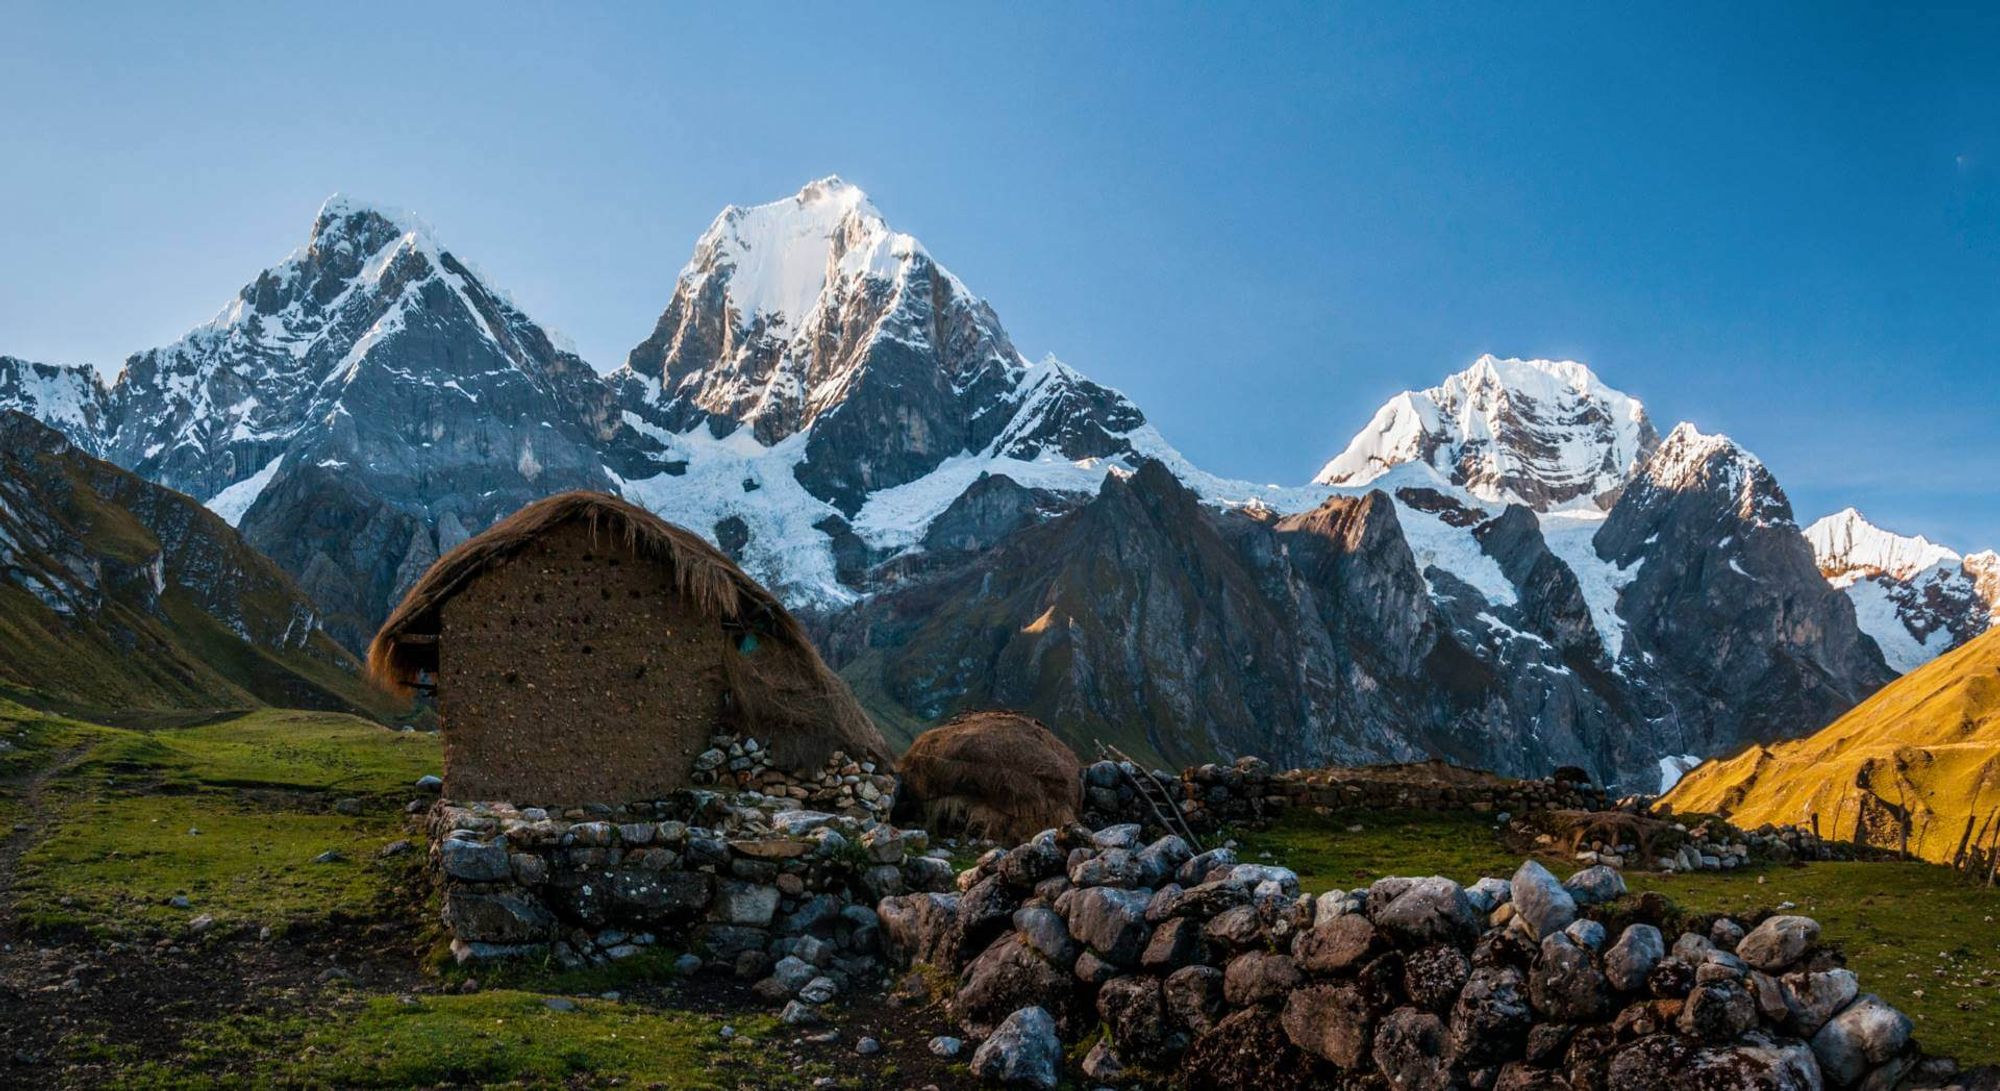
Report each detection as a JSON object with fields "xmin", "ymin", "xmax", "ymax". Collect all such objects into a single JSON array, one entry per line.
[
  {"xmin": 688, "ymin": 731, "xmax": 896, "ymax": 822},
  {"xmin": 1081, "ymin": 756, "xmax": 1612, "ymax": 834},
  {"xmin": 877, "ymin": 825, "xmax": 1977, "ymax": 1090},
  {"xmin": 428, "ymin": 787, "xmax": 953, "ymax": 978}
]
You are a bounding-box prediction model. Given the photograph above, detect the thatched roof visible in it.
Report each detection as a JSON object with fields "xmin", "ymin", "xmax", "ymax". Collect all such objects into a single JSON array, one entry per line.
[
  {"xmin": 368, "ymin": 490, "xmax": 889, "ymax": 768},
  {"xmin": 898, "ymin": 710, "xmax": 1082, "ymax": 842}
]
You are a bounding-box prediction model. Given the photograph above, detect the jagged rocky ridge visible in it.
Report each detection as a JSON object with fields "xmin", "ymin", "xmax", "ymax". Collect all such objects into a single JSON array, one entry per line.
[
  {"xmin": 0, "ymin": 410, "xmax": 386, "ymax": 713},
  {"xmin": 0, "ymin": 181, "xmax": 1908, "ymax": 784}
]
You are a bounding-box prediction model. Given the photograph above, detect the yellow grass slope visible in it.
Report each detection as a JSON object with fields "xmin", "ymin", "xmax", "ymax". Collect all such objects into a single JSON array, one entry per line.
[{"xmin": 1661, "ymin": 627, "xmax": 2000, "ymax": 864}]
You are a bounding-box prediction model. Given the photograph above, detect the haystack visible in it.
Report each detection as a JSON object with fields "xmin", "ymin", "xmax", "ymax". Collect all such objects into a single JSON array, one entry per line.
[
  {"xmin": 898, "ymin": 711, "xmax": 1082, "ymax": 842},
  {"xmin": 368, "ymin": 490, "xmax": 888, "ymax": 803}
]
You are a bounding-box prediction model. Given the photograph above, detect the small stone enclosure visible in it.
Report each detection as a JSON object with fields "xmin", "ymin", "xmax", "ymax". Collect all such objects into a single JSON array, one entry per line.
[{"xmin": 370, "ymin": 491, "xmax": 887, "ymax": 805}]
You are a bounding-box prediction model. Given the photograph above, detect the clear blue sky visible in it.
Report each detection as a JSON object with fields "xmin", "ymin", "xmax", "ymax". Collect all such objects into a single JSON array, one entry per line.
[{"xmin": 4, "ymin": 3, "xmax": 1997, "ymax": 547}]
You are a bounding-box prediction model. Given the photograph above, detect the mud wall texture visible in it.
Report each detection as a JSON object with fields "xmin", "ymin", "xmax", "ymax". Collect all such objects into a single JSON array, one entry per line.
[{"xmin": 438, "ymin": 521, "xmax": 728, "ymax": 804}]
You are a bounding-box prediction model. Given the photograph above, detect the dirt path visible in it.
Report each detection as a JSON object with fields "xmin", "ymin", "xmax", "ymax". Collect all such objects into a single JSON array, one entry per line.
[{"xmin": 0, "ymin": 742, "xmax": 92, "ymax": 937}]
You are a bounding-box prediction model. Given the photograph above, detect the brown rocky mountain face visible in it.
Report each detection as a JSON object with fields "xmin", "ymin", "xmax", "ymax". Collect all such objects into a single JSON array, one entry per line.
[
  {"xmin": 823, "ymin": 434, "xmax": 1892, "ymax": 789},
  {"xmin": 1595, "ymin": 426, "xmax": 1895, "ymax": 761},
  {"xmin": 822, "ymin": 462, "xmax": 1648, "ymax": 781},
  {"xmin": 0, "ymin": 411, "xmax": 395, "ymax": 715}
]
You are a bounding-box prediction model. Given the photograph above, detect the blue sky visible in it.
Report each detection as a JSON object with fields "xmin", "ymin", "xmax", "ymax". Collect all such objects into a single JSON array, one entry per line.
[{"xmin": 4, "ymin": 3, "xmax": 1997, "ymax": 546}]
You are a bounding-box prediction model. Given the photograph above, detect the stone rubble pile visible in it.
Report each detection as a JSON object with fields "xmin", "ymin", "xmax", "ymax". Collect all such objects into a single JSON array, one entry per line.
[
  {"xmin": 688, "ymin": 732, "xmax": 898, "ymax": 822},
  {"xmin": 877, "ymin": 825, "xmax": 1986, "ymax": 1090},
  {"xmin": 427, "ymin": 788, "xmax": 955, "ymax": 988}
]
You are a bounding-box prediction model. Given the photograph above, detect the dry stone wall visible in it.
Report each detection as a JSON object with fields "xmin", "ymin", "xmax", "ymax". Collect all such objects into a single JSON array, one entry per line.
[
  {"xmin": 1082, "ymin": 757, "xmax": 1612, "ymax": 834},
  {"xmin": 428, "ymin": 783, "xmax": 953, "ymax": 989},
  {"xmin": 878, "ymin": 824, "xmax": 1990, "ymax": 1090}
]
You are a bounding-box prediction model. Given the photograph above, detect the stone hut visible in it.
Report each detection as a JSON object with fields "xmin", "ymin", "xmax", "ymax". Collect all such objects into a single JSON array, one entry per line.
[{"xmin": 368, "ymin": 491, "xmax": 888, "ymax": 804}]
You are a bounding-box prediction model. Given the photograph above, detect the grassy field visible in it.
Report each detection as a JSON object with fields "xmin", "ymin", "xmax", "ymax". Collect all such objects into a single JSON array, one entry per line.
[
  {"xmin": 11, "ymin": 700, "xmax": 2000, "ymax": 1080},
  {"xmin": 0, "ymin": 701, "xmax": 870, "ymax": 1089},
  {"xmin": 114, "ymin": 995, "xmax": 810, "ymax": 1090},
  {"xmin": 1235, "ymin": 808, "xmax": 2000, "ymax": 1065},
  {"xmin": 3, "ymin": 701, "xmax": 438, "ymax": 936}
]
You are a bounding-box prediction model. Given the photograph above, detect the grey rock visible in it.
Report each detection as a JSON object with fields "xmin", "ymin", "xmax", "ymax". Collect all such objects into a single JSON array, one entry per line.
[
  {"xmin": 1811, "ymin": 993, "xmax": 1912, "ymax": 1086},
  {"xmin": 956, "ymin": 933, "xmax": 1070, "ymax": 1039},
  {"xmin": 1563, "ymin": 919, "xmax": 1607, "ymax": 951},
  {"xmin": 1177, "ymin": 847, "xmax": 1238, "ymax": 886},
  {"xmin": 1447, "ymin": 964, "xmax": 1533, "ymax": 1068},
  {"xmin": 1529, "ymin": 934, "xmax": 1609, "ymax": 1022},
  {"xmin": 1091, "ymin": 824, "xmax": 1143, "ymax": 850},
  {"xmin": 708, "ymin": 880, "xmax": 780, "ymax": 927},
  {"xmin": 1097, "ymin": 974, "xmax": 1184, "ymax": 1066},
  {"xmin": 969, "ymin": 1006, "xmax": 1062, "ymax": 1090},
  {"xmin": 1070, "ymin": 848, "xmax": 1143, "ymax": 888},
  {"xmin": 1780, "ymin": 967, "xmax": 1859, "ymax": 1036},
  {"xmin": 1163, "ymin": 964, "xmax": 1226, "ymax": 1036},
  {"xmin": 1679, "ymin": 977, "xmax": 1758, "ymax": 1042},
  {"xmin": 1067, "ymin": 886, "xmax": 1152, "ymax": 965},
  {"xmin": 1373, "ymin": 876, "xmax": 1479, "ymax": 948},
  {"xmin": 1738, "ymin": 915, "xmax": 1821, "ymax": 972},
  {"xmin": 1561, "ymin": 864, "xmax": 1625, "ymax": 906},
  {"xmin": 1372, "ymin": 1007, "xmax": 1451, "ymax": 1091},
  {"xmin": 1014, "ymin": 906, "xmax": 1080, "ymax": 967},
  {"xmin": 441, "ymin": 891, "xmax": 558, "ymax": 943},
  {"xmin": 798, "ymin": 976, "xmax": 839, "ymax": 1004},
  {"xmin": 1602, "ymin": 924, "xmax": 1665, "ymax": 992},
  {"xmin": 1509, "ymin": 860, "xmax": 1577, "ymax": 940},
  {"xmin": 877, "ymin": 892, "xmax": 960, "ymax": 967},
  {"xmin": 439, "ymin": 838, "xmax": 511, "ymax": 882},
  {"xmin": 1467, "ymin": 877, "xmax": 1513, "ymax": 913}
]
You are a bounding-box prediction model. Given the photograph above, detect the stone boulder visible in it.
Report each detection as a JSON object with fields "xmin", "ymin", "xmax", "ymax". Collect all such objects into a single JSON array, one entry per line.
[
  {"xmin": 1068, "ymin": 886, "xmax": 1154, "ymax": 966},
  {"xmin": 969, "ymin": 1006, "xmax": 1062, "ymax": 1090},
  {"xmin": 1811, "ymin": 993, "xmax": 1913, "ymax": 1086},
  {"xmin": 956, "ymin": 933, "xmax": 1071, "ymax": 1038},
  {"xmin": 1737, "ymin": 915, "xmax": 1821, "ymax": 973},
  {"xmin": 1509, "ymin": 860, "xmax": 1578, "ymax": 940}
]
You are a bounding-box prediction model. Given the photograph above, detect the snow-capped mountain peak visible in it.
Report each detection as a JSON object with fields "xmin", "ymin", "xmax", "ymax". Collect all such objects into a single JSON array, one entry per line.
[
  {"xmin": 0, "ymin": 356, "xmax": 112, "ymax": 451},
  {"xmin": 1805, "ymin": 507, "xmax": 1962, "ymax": 586},
  {"xmin": 685, "ymin": 176, "xmax": 936, "ymax": 332},
  {"xmin": 1800, "ymin": 508, "xmax": 1998, "ymax": 674},
  {"xmin": 1637, "ymin": 422, "xmax": 1790, "ymax": 526},
  {"xmin": 1315, "ymin": 354, "xmax": 1658, "ymax": 512}
]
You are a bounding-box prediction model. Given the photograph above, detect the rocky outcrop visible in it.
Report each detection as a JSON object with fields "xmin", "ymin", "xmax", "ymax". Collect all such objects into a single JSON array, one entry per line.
[
  {"xmin": 1598, "ymin": 425, "xmax": 1895, "ymax": 762},
  {"xmin": 824, "ymin": 455, "xmax": 1862, "ymax": 787},
  {"xmin": 879, "ymin": 828, "xmax": 1981, "ymax": 1089}
]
